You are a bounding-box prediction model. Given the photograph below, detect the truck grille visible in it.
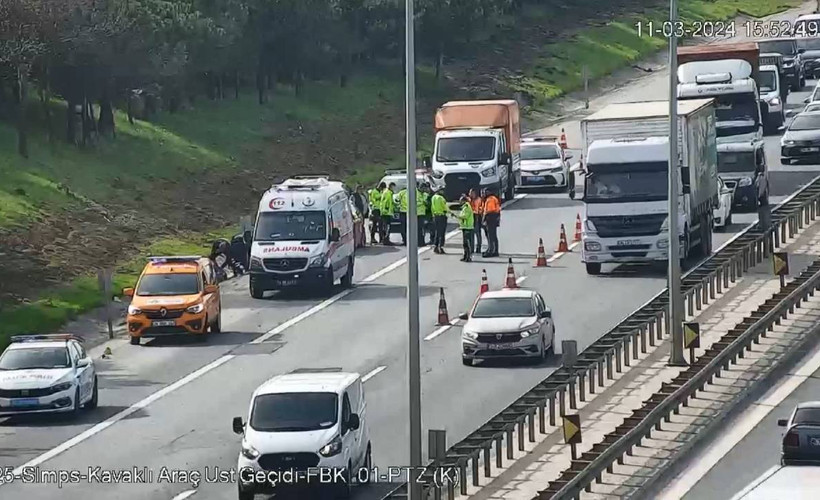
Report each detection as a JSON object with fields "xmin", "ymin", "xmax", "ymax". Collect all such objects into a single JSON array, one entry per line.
[
  {"xmin": 263, "ymin": 258, "xmax": 308, "ymax": 272},
  {"xmin": 589, "ymin": 214, "xmax": 666, "ymax": 238},
  {"xmin": 257, "ymin": 453, "xmax": 320, "ymax": 471},
  {"xmin": 477, "ymin": 332, "xmax": 522, "ymax": 343},
  {"xmin": 444, "ymin": 173, "xmax": 481, "ymax": 201}
]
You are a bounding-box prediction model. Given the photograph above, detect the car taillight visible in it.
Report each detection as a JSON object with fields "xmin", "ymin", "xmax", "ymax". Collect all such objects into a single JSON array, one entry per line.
[{"xmin": 784, "ymin": 432, "xmax": 800, "ymax": 447}]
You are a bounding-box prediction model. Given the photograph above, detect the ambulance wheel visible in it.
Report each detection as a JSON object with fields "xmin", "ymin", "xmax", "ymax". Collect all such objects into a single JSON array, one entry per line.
[{"xmin": 250, "ymin": 279, "xmax": 264, "ymax": 299}]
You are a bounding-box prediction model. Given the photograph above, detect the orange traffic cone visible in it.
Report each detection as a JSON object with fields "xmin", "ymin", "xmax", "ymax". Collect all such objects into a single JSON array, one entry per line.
[
  {"xmin": 505, "ymin": 258, "xmax": 518, "ymax": 288},
  {"xmin": 436, "ymin": 288, "xmax": 449, "ymax": 326},
  {"xmin": 559, "ymin": 128, "xmax": 568, "ymax": 149},
  {"xmin": 574, "ymin": 214, "xmax": 582, "ymax": 242},
  {"xmin": 480, "ymin": 269, "xmax": 489, "ymax": 294},
  {"xmin": 535, "ymin": 239, "xmax": 548, "ymax": 267},
  {"xmin": 557, "ymin": 224, "xmax": 569, "ymax": 252}
]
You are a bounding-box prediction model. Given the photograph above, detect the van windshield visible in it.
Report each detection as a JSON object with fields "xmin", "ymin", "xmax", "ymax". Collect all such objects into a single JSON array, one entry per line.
[
  {"xmin": 759, "ymin": 70, "xmax": 777, "ymax": 93},
  {"xmin": 255, "ymin": 211, "xmax": 327, "ymax": 241},
  {"xmin": 718, "ymin": 151, "xmax": 756, "ymax": 173},
  {"xmin": 250, "ymin": 392, "xmax": 338, "ymax": 432}
]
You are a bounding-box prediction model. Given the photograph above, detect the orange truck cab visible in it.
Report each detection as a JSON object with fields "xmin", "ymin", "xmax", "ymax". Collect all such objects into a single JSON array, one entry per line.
[{"xmin": 123, "ymin": 256, "xmax": 222, "ymax": 345}]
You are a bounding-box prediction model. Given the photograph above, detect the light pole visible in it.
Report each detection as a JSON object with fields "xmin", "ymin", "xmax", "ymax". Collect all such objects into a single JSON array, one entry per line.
[
  {"xmin": 667, "ymin": 0, "xmax": 688, "ymax": 366},
  {"xmin": 404, "ymin": 0, "xmax": 423, "ymax": 497}
]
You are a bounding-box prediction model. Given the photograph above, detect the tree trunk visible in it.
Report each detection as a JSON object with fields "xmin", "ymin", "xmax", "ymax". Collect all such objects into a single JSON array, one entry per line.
[
  {"xmin": 66, "ymin": 100, "xmax": 81, "ymax": 146},
  {"xmin": 256, "ymin": 67, "xmax": 266, "ymax": 104},
  {"xmin": 205, "ymin": 72, "xmax": 215, "ymax": 100},
  {"xmin": 294, "ymin": 71, "xmax": 303, "ymax": 97},
  {"xmin": 435, "ymin": 45, "xmax": 443, "ymax": 80},
  {"xmin": 41, "ymin": 65, "xmax": 54, "ymax": 143},
  {"xmin": 98, "ymin": 83, "xmax": 115, "ymax": 138},
  {"xmin": 218, "ymin": 73, "xmax": 225, "ymax": 99},
  {"xmin": 234, "ymin": 70, "xmax": 240, "ymax": 99},
  {"xmin": 15, "ymin": 64, "xmax": 28, "ymax": 158}
]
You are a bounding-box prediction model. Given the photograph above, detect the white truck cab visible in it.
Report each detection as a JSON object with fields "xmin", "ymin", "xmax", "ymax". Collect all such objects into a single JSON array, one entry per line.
[
  {"xmin": 249, "ymin": 176, "xmax": 355, "ymax": 298},
  {"xmin": 233, "ymin": 369, "xmax": 371, "ymax": 499}
]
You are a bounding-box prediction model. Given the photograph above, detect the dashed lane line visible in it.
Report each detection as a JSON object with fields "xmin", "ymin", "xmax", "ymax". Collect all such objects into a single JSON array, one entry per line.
[{"xmin": 361, "ymin": 365, "xmax": 388, "ymax": 383}]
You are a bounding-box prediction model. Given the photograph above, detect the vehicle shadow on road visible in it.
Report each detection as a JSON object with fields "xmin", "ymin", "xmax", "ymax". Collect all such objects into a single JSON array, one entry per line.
[
  {"xmin": 355, "ymin": 245, "xmax": 404, "ymax": 256},
  {"xmin": 343, "ymin": 284, "xmax": 441, "ymax": 301},
  {"xmin": 472, "ymin": 357, "xmax": 560, "ymax": 369},
  {"xmin": 505, "ymin": 196, "xmax": 581, "ymax": 211},
  {"xmin": 0, "ymin": 405, "xmax": 135, "ymax": 428},
  {"xmin": 140, "ymin": 331, "xmax": 259, "ymax": 347}
]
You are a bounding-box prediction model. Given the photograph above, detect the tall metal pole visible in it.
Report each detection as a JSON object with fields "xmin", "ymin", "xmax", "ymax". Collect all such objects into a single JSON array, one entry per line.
[
  {"xmin": 667, "ymin": 0, "xmax": 687, "ymax": 366},
  {"xmin": 405, "ymin": 0, "xmax": 423, "ymax": 496}
]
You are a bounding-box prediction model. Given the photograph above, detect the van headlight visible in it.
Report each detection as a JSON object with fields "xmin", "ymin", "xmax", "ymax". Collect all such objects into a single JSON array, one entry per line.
[
  {"xmin": 186, "ymin": 303, "xmax": 204, "ymax": 314},
  {"xmin": 250, "ymin": 257, "xmax": 263, "ymax": 271},
  {"xmin": 432, "ymin": 170, "xmax": 444, "ymax": 179},
  {"xmin": 738, "ymin": 177, "xmax": 752, "ymax": 187},
  {"xmin": 462, "ymin": 330, "xmax": 478, "ymax": 340},
  {"xmin": 127, "ymin": 305, "xmax": 142, "ymax": 315},
  {"xmin": 319, "ymin": 435, "xmax": 343, "ymax": 457},
  {"xmin": 309, "ymin": 254, "xmax": 327, "ymax": 268},
  {"xmin": 584, "ymin": 241, "xmax": 601, "ymax": 251},
  {"xmin": 481, "ymin": 167, "xmax": 496, "ymax": 178},
  {"xmin": 241, "ymin": 440, "xmax": 260, "ymax": 460}
]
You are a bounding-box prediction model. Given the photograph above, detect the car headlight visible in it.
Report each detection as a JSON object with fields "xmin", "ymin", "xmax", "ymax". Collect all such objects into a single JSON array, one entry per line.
[
  {"xmin": 319, "ymin": 435, "xmax": 343, "ymax": 457},
  {"xmin": 186, "ymin": 303, "xmax": 204, "ymax": 314},
  {"xmin": 783, "ymin": 140, "xmax": 795, "ymax": 146},
  {"xmin": 584, "ymin": 219, "xmax": 596, "ymax": 232},
  {"xmin": 784, "ymin": 60, "xmax": 795, "ymax": 67},
  {"xmin": 127, "ymin": 305, "xmax": 142, "ymax": 315},
  {"xmin": 521, "ymin": 325, "xmax": 540, "ymax": 338},
  {"xmin": 51, "ymin": 381, "xmax": 74, "ymax": 393},
  {"xmin": 463, "ymin": 330, "xmax": 478, "ymax": 340},
  {"xmin": 431, "ymin": 170, "xmax": 444, "ymax": 179},
  {"xmin": 241, "ymin": 440, "xmax": 260, "ymax": 460},
  {"xmin": 481, "ymin": 167, "xmax": 496, "ymax": 178},
  {"xmin": 584, "ymin": 241, "xmax": 601, "ymax": 251},
  {"xmin": 738, "ymin": 177, "xmax": 753, "ymax": 187},
  {"xmin": 548, "ymin": 166, "xmax": 564, "ymax": 173},
  {"xmin": 250, "ymin": 256, "xmax": 263, "ymax": 271},
  {"xmin": 309, "ymin": 254, "xmax": 327, "ymax": 268}
]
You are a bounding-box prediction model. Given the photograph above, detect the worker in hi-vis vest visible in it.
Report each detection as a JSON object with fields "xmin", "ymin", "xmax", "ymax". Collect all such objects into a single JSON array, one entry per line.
[{"xmin": 368, "ymin": 182, "xmax": 385, "ymax": 244}]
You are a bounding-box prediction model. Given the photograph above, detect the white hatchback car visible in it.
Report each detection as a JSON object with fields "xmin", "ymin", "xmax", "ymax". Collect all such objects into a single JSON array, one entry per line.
[
  {"xmin": 460, "ymin": 289, "xmax": 555, "ymax": 366},
  {"xmin": 0, "ymin": 335, "xmax": 98, "ymax": 417},
  {"xmin": 713, "ymin": 177, "xmax": 735, "ymax": 230},
  {"xmin": 233, "ymin": 368, "xmax": 371, "ymax": 499}
]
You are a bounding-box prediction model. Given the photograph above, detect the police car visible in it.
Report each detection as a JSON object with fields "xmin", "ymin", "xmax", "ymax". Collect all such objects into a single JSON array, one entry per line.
[
  {"xmin": 0, "ymin": 335, "xmax": 98, "ymax": 416},
  {"xmin": 519, "ymin": 137, "xmax": 573, "ymax": 190}
]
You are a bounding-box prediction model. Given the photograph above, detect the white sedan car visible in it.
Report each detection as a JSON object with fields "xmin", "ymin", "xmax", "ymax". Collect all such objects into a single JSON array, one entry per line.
[
  {"xmin": 713, "ymin": 177, "xmax": 735, "ymax": 231},
  {"xmin": 518, "ymin": 138, "xmax": 573, "ymax": 190},
  {"xmin": 0, "ymin": 335, "xmax": 98, "ymax": 417},
  {"xmin": 459, "ymin": 289, "xmax": 555, "ymax": 366}
]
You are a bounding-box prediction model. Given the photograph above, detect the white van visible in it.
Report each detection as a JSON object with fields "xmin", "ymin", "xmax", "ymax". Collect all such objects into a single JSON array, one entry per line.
[
  {"xmin": 249, "ymin": 176, "xmax": 355, "ymax": 298},
  {"xmin": 232, "ymin": 369, "xmax": 372, "ymax": 499}
]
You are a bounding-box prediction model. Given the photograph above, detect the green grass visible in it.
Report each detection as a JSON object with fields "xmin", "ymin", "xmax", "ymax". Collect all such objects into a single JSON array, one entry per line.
[{"xmin": 509, "ymin": 0, "xmax": 802, "ymax": 105}]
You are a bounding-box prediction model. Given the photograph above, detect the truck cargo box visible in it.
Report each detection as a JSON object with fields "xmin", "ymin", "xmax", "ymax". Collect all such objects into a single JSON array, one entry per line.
[
  {"xmin": 435, "ymin": 100, "xmax": 521, "ymax": 154},
  {"xmin": 678, "ymin": 42, "xmax": 760, "ymax": 82}
]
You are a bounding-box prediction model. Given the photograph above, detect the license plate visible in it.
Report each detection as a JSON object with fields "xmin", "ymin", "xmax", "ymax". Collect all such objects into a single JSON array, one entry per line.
[
  {"xmin": 617, "ymin": 239, "xmax": 641, "ymax": 246},
  {"xmin": 811, "ymin": 437, "xmax": 820, "ymax": 447},
  {"xmin": 803, "ymin": 147, "xmax": 820, "ymax": 152},
  {"xmin": 275, "ymin": 280, "xmax": 299, "ymax": 287},
  {"xmin": 11, "ymin": 398, "xmax": 39, "ymax": 407},
  {"xmin": 488, "ymin": 343, "xmax": 518, "ymax": 350},
  {"xmin": 152, "ymin": 320, "xmax": 176, "ymax": 327},
  {"xmin": 527, "ymin": 176, "xmax": 545, "ymax": 182}
]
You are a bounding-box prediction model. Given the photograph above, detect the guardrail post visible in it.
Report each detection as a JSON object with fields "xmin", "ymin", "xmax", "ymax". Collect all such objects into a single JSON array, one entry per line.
[
  {"xmin": 781, "ymin": 219, "xmax": 787, "ymax": 244},
  {"xmin": 579, "ymin": 372, "xmax": 586, "ymax": 402},
  {"xmin": 589, "ymin": 365, "xmax": 597, "ymax": 394},
  {"xmin": 709, "ymin": 275, "xmax": 716, "ymax": 300},
  {"xmin": 606, "ymin": 351, "xmax": 613, "ymax": 379},
  {"xmin": 538, "ymin": 399, "xmax": 546, "ymax": 434},
  {"xmin": 549, "ymin": 394, "xmax": 556, "ymax": 426},
  {"xmin": 495, "ymin": 435, "xmax": 503, "ymax": 468},
  {"xmin": 615, "ymin": 345, "xmax": 622, "ymax": 373},
  {"xmin": 471, "ymin": 452, "xmax": 479, "ymax": 487},
  {"xmin": 624, "ymin": 337, "xmax": 631, "ymax": 367},
  {"xmin": 483, "ymin": 443, "xmax": 491, "ymax": 477},
  {"xmin": 518, "ymin": 418, "xmax": 525, "ymax": 451},
  {"xmin": 632, "ymin": 331, "xmax": 639, "ymax": 359},
  {"xmin": 695, "ymin": 285, "xmax": 702, "ymax": 311},
  {"xmin": 528, "ymin": 408, "xmax": 536, "ymax": 442},
  {"xmin": 448, "ymin": 476, "xmax": 456, "ymax": 500},
  {"xmin": 506, "ymin": 428, "xmax": 514, "ymax": 459},
  {"xmin": 716, "ymin": 268, "xmax": 723, "ymax": 294},
  {"xmin": 559, "ymin": 388, "xmax": 566, "ymax": 416},
  {"xmin": 640, "ymin": 325, "xmax": 647, "ymax": 353},
  {"xmin": 569, "ymin": 378, "xmax": 577, "ymax": 409},
  {"xmin": 687, "ymin": 290, "xmax": 694, "ymax": 317}
]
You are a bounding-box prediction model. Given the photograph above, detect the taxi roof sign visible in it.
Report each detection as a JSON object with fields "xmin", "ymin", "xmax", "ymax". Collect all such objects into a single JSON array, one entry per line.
[{"xmin": 11, "ymin": 334, "xmax": 85, "ymax": 344}]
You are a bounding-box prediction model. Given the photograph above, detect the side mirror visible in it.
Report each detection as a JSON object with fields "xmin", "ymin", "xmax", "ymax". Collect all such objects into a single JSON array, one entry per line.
[
  {"xmin": 539, "ymin": 310, "xmax": 552, "ymax": 319},
  {"xmin": 204, "ymin": 284, "xmax": 218, "ymax": 294},
  {"xmin": 499, "ymin": 152, "xmax": 511, "ymax": 165},
  {"xmin": 232, "ymin": 417, "xmax": 245, "ymax": 435},
  {"xmin": 422, "ymin": 156, "xmax": 432, "ymax": 169},
  {"xmin": 777, "ymin": 418, "xmax": 788, "ymax": 427},
  {"xmin": 458, "ymin": 312, "xmax": 469, "ymax": 320},
  {"xmin": 77, "ymin": 358, "xmax": 90, "ymax": 368},
  {"xmin": 330, "ymin": 228, "xmax": 341, "ymax": 242},
  {"xmin": 805, "ymin": 97, "xmax": 811, "ymax": 104},
  {"xmin": 799, "ymin": 48, "xmax": 806, "ymax": 54},
  {"xmin": 122, "ymin": 287, "xmax": 135, "ymax": 297},
  {"xmin": 348, "ymin": 413, "xmax": 360, "ymax": 431}
]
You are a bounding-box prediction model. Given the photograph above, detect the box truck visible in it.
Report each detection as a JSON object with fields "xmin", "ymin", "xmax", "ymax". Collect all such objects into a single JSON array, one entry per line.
[
  {"xmin": 424, "ymin": 100, "xmax": 521, "ymax": 201},
  {"xmin": 577, "ymin": 99, "xmax": 719, "ymax": 275}
]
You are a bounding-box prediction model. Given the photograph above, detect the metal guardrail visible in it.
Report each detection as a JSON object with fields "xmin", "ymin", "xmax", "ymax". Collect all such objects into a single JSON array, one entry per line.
[
  {"xmin": 380, "ymin": 175, "xmax": 820, "ymax": 500},
  {"xmin": 543, "ymin": 258, "xmax": 820, "ymax": 499}
]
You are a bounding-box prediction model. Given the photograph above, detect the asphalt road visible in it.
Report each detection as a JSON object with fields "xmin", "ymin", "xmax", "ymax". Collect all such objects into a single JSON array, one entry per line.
[{"xmin": 3, "ymin": 26, "xmax": 820, "ymax": 500}]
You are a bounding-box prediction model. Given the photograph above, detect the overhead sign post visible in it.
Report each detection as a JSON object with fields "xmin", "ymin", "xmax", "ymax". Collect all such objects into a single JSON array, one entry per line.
[
  {"xmin": 773, "ymin": 251, "xmax": 789, "ymax": 288},
  {"xmin": 683, "ymin": 322, "xmax": 700, "ymax": 364},
  {"xmin": 562, "ymin": 413, "xmax": 582, "ymax": 460}
]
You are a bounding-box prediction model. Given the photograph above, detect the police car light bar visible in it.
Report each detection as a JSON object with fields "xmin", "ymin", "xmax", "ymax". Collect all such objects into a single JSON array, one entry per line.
[
  {"xmin": 11, "ymin": 334, "xmax": 85, "ymax": 343},
  {"xmin": 148, "ymin": 256, "xmax": 201, "ymax": 264}
]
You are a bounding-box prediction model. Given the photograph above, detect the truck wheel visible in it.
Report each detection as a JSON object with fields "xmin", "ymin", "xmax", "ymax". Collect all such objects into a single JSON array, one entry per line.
[{"xmin": 585, "ymin": 263, "xmax": 601, "ymax": 275}]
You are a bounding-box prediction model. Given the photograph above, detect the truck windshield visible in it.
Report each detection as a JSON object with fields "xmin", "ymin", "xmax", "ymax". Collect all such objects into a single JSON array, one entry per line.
[
  {"xmin": 758, "ymin": 71, "xmax": 777, "ymax": 93},
  {"xmin": 713, "ymin": 94, "xmax": 759, "ymax": 130},
  {"xmin": 758, "ymin": 40, "xmax": 796, "ymax": 55},
  {"xmin": 585, "ymin": 163, "xmax": 668, "ymax": 203},
  {"xmin": 436, "ymin": 137, "xmax": 495, "ymax": 162},
  {"xmin": 521, "ymin": 144, "xmax": 561, "ymax": 160},
  {"xmin": 718, "ymin": 151, "xmax": 756, "ymax": 173},
  {"xmin": 255, "ymin": 211, "xmax": 327, "ymax": 242},
  {"xmin": 797, "ymin": 37, "xmax": 820, "ymax": 50}
]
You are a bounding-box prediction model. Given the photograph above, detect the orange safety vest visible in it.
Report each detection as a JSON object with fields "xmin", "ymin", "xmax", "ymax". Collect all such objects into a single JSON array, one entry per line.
[
  {"xmin": 484, "ymin": 195, "xmax": 501, "ymax": 214},
  {"xmin": 471, "ymin": 197, "xmax": 484, "ymax": 216}
]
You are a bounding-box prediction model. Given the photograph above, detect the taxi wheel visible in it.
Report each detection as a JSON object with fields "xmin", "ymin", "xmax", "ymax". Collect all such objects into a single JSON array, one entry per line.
[
  {"xmin": 211, "ymin": 313, "xmax": 222, "ymax": 333},
  {"xmin": 129, "ymin": 336, "xmax": 141, "ymax": 345},
  {"xmin": 85, "ymin": 376, "xmax": 99, "ymax": 409},
  {"xmin": 70, "ymin": 387, "xmax": 81, "ymax": 416}
]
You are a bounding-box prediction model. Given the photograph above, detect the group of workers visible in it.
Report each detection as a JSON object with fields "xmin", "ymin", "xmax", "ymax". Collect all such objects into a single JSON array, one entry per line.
[{"xmin": 363, "ymin": 182, "xmax": 501, "ymax": 262}]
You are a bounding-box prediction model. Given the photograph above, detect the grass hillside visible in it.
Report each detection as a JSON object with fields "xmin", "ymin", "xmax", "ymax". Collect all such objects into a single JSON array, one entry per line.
[{"xmin": 0, "ymin": 0, "xmax": 802, "ymax": 348}]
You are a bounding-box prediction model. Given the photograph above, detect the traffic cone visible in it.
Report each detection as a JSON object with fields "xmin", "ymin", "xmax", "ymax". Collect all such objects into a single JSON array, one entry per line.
[
  {"xmin": 557, "ymin": 224, "xmax": 569, "ymax": 252},
  {"xmin": 505, "ymin": 258, "xmax": 518, "ymax": 288},
  {"xmin": 559, "ymin": 128, "xmax": 568, "ymax": 149},
  {"xmin": 480, "ymin": 269, "xmax": 489, "ymax": 294},
  {"xmin": 436, "ymin": 288, "xmax": 449, "ymax": 326},
  {"xmin": 535, "ymin": 239, "xmax": 548, "ymax": 267},
  {"xmin": 574, "ymin": 214, "xmax": 582, "ymax": 242}
]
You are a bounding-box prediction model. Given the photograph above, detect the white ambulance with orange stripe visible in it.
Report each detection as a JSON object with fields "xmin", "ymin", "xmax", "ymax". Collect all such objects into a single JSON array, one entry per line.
[{"xmin": 248, "ymin": 176, "xmax": 356, "ymax": 298}]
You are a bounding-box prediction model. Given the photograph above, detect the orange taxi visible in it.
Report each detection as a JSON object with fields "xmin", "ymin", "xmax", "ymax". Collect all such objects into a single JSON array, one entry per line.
[{"xmin": 123, "ymin": 256, "xmax": 222, "ymax": 345}]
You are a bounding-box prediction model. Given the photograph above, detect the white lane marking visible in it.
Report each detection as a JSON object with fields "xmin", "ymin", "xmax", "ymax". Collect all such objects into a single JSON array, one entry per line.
[
  {"xmin": 657, "ymin": 343, "xmax": 820, "ymax": 499},
  {"xmin": 8, "ymin": 355, "xmax": 234, "ymax": 480},
  {"xmin": 424, "ymin": 318, "xmax": 460, "ymax": 341},
  {"xmin": 516, "ymin": 276, "xmax": 528, "ymax": 284},
  {"xmin": 171, "ymin": 490, "xmax": 197, "ymax": 500},
  {"xmin": 547, "ymin": 252, "xmax": 564, "ymax": 263},
  {"xmin": 2, "ymin": 193, "xmax": 531, "ymax": 479},
  {"xmin": 362, "ymin": 365, "xmax": 387, "ymax": 383}
]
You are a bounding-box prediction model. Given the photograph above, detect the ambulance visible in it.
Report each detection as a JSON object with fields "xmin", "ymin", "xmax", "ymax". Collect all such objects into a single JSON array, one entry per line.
[{"xmin": 248, "ymin": 176, "xmax": 356, "ymax": 298}]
